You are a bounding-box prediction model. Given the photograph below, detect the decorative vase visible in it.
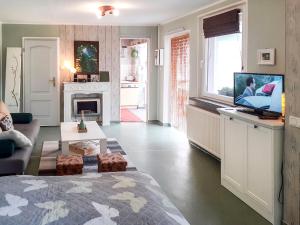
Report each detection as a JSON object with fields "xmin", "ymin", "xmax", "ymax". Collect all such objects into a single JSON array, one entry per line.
[
  {"xmin": 79, "ymin": 119, "xmax": 86, "ymax": 130},
  {"xmin": 79, "ymin": 111, "xmax": 86, "ymax": 130}
]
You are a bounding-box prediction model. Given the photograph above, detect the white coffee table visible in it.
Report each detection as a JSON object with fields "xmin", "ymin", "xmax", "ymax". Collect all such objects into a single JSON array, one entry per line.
[{"xmin": 60, "ymin": 121, "xmax": 107, "ymax": 155}]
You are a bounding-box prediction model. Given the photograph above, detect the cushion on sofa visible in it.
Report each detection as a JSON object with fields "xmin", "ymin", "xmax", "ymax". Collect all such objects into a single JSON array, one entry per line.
[
  {"xmin": 0, "ymin": 145, "xmax": 32, "ymax": 174},
  {"xmin": 0, "ymin": 130, "xmax": 32, "ymax": 148},
  {"xmin": 0, "ymin": 115, "xmax": 14, "ymax": 131},
  {"xmin": 14, "ymin": 119, "xmax": 40, "ymax": 144},
  {"xmin": 0, "ymin": 101, "xmax": 11, "ymax": 116},
  {"xmin": 0, "ymin": 140, "xmax": 15, "ymax": 158},
  {"xmin": 11, "ymin": 113, "xmax": 33, "ymax": 124},
  {"xmin": 0, "ymin": 119, "xmax": 40, "ymax": 174},
  {"xmin": 0, "ymin": 101, "xmax": 14, "ymax": 131}
]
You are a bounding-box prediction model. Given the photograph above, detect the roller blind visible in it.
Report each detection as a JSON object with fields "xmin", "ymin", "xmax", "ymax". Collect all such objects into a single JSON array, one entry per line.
[{"xmin": 203, "ymin": 9, "xmax": 241, "ymax": 38}]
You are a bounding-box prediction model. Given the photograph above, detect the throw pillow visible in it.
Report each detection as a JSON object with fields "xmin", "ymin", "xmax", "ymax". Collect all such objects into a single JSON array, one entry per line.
[
  {"xmin": 0, "ymin": 101, "xmax": 11, "ymax": 116},
  {"xmin": 0, "ymin": 115, "xmax": 14, "ymax": 131},
  {"xmin": 0, "ymin": 112, "xmax": 6, "ymax": 120},
  {"xmin": 262, "ymin": 83, "xmax": 276, "ymax": 95},
  {"xmin": 0, "ymin": 130, "xmax": 32, "ymax": 148}
]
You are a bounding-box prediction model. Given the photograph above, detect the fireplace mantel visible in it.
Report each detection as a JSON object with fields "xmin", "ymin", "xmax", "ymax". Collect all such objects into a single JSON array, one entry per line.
[
  {"xmin": 63, "ymin": 82, "xmax": 111, "ymax": 126},
  {"xmin": 64, "ymin": 82, "xmax": 111, "ymax": 92}
]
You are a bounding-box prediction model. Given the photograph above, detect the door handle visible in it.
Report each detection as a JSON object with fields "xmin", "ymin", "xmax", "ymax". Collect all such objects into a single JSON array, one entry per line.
[{"xmin": 49, "ymin": 77, "xmax": 56, "ymax": 87}]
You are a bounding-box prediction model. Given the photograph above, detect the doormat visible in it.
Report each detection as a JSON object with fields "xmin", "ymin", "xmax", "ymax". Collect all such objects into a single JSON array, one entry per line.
[{"xmin": 121, "ymin": 108, "xmax": 142, "ymax": 122}]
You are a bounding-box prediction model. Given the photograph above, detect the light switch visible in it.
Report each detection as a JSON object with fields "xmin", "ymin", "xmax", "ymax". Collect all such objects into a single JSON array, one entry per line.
[{"xmin": 289, "ymin": 115, "xmax": 300, "ymax": 128}]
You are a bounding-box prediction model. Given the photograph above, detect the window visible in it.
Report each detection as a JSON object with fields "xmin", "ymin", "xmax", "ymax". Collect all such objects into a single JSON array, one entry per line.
[
  {"xmin": 206, "ymin": 33, "xmax": 242, "ymax": 97},
  {"xmin": 202, "ymin": 9, "xmax": 243, "ymax": 100}
]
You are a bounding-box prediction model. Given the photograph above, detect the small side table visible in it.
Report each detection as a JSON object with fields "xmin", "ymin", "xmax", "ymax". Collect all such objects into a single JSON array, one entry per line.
[{"xmin": 60, "ymin": 121, "xmax": 107, "ymax": 155}]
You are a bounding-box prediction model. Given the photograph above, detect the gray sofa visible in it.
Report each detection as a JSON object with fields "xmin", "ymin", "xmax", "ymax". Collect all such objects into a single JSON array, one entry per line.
[{"xmin": 0, "ymin": 114, "xmax": 40, "ymax": 175}]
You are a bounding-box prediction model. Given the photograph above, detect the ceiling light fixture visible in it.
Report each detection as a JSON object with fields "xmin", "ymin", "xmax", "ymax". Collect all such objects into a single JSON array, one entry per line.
[{"xmin": 97, "ymin": 5, "xmax": 120, "ymax": 18}]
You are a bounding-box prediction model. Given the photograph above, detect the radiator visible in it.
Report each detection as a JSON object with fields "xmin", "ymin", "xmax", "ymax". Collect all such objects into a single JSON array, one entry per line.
[{"xmin": 186, "ymin": 105, "xmax": 220, "ymax": 158}]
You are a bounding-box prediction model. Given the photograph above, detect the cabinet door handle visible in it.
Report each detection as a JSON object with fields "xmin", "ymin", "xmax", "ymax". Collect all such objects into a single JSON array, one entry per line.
[
  {"xmin": 254, "ymin": 125, "xmax": 258, "ymax": 128},
  {"xmin": 229, "ymin": 117, "xmax": 233, "ymax": 120}
]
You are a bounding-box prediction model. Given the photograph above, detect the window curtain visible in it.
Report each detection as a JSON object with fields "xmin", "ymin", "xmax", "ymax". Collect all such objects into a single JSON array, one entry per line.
[
  {"xmin": 170, "ymin": 34, "xmax": 190, "ymax": 132},
  {"xmin": 203, "ymin": 9, "xmax": 241, "ymax": 38}
]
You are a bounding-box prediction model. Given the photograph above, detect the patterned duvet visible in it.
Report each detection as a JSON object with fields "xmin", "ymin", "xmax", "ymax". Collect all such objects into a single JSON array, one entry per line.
[{"xmin": 0, "ymin": 171, "xmax": 189, "ymax": 225}]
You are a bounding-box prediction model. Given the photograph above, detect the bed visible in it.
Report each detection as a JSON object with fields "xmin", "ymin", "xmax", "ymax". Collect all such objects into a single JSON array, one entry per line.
[{"xmin": 0, "ymin": 171, "xmax": 189, "ymax": 225}]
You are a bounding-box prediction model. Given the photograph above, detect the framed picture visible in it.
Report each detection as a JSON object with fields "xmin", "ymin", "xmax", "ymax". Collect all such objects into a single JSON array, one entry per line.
[
  {"xmin": 74, "ymin": 41, "xmax": 99, "ymax": 74},
  {"xmin": 90, "ymin": 74, "xmax": 100, "ymax": 82},
  {"xmin": 74, "ymin": 74, "xmax": 88, "ymax": 82},
  {"xmin": 5, "ymin": 48, "xmax": 22, "ymax": 113},
  {"xmin": 257, "ymin": 48, "xmax": 275, "ymax": 65}
]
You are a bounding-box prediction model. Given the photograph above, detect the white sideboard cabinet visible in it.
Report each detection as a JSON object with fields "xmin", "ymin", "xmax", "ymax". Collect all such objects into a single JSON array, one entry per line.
[
  {"xmin": 217, "ymin": 108, "xmax": 284, "ymax": 225},
  {"xmin": 186, "ymin": 105, "xmax": 220, "ymax": 158}
]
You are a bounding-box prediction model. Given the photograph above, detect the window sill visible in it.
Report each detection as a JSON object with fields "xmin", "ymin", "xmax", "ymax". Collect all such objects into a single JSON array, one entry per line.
[{"xmin": 189, "ymin": 97, "xmax": 235, "ymax": 115}]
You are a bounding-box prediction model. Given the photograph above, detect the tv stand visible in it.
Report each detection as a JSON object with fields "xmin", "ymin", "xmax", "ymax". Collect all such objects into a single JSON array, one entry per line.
[
  {"xmin": 217, "ymin": 107, "xmax": 284, "ymax": 225},
  {"xmin": 236, "ymin": 108, "xmax": 280, "ymax": 120}
]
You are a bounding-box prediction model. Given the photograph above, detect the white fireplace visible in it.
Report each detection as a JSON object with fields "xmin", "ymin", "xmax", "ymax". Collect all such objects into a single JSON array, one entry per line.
[{"xmin": 64, "ymin": 82, "xmax": 111, "ymax": 126}]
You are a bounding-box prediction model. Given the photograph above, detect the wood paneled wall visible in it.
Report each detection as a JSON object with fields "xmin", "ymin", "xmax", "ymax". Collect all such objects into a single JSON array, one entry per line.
[
  {"xmin": 58, "ymin": 25, "xmax": 120, "ymax": 121},
  {"xmin": 284, "ymin": 1, "xmax": 300, "ymax": 224}
]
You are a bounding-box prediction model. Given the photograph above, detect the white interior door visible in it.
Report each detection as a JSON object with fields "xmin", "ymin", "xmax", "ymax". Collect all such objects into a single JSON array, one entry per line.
[{"xmin": 23, "ymin": 38, "xmax": 59, "ymax": 126}]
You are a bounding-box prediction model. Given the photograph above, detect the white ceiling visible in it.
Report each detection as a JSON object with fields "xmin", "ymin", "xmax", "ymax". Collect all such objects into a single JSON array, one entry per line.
[{"xmin": 0, "ymin": 0, "xmax": 219, "ymax": 26}]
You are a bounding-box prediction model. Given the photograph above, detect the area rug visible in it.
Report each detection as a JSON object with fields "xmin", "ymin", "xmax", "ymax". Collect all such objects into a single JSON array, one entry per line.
[
  {"xmin": 39, "ymin": 138, "xmax": 137, "ymax": 175},
  {"xmin": 120, "ymin": 108, "xmax": 142, "ymax": 122}
]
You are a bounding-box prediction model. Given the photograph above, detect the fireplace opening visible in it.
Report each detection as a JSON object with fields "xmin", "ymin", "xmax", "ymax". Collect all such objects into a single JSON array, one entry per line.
[
  {"xmin": 73, "ymin": 98, "xmax": 101, "ymax": 117},
  {"xmin": 77, "ymin": 101, "xmax": 98, "ymax": 114}
]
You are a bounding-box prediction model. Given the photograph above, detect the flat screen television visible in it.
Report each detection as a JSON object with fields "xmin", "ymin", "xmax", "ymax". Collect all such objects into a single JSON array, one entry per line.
[{"xmin": 234, "ymin": 72, "xmax": 284, "ymax": 115}]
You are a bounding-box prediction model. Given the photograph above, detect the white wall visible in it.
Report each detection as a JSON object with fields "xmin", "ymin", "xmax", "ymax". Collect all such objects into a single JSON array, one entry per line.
[
  {"xmin": 1, "ymin": 24, "xmax": 159, "ymax": 121},
  {"xmin": 247, "ymin": 0, "xmax": 285, "ymax": 74},
  {"xmin": 157, "ymin": 0, "xmax": 285, "ymax": 123}
]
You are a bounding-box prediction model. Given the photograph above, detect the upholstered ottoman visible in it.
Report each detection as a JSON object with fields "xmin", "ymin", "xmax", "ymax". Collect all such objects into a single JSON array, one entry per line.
[
  {"xmin": 56, "ymin": 155, "xmax": 83, "ymax": 175},
  {"xmin": 97, "ymin": 153, "xmax": 127, "ymax": 172}
]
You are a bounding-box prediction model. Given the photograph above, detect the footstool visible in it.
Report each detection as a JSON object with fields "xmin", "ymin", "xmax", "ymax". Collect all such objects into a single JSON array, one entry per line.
[
  {"xmin": 56, "ymin": 155, "xmax": 83, "ymax": 175},
  {"xmin": 97, "ymin": 153, "xmax": 127, "ymax": 172}
]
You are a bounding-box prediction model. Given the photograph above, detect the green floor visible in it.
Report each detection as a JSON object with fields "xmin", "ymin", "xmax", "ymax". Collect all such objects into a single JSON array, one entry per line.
[{"xmin": 27, "ymin": 122, "xmax": 271, "ymax": 225}]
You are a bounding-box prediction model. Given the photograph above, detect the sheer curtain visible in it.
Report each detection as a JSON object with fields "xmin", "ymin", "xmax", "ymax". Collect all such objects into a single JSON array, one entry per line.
[{"xmin": 170, "ymin": 34, "xmax": 190, "ymax": 132}]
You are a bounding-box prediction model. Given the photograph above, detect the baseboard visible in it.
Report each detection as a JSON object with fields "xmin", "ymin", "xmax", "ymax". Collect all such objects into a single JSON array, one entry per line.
[
  {"xmin": 109, "ymin": 120, "xmax": 171, "ymax": 126},
  {"xmin": 110, "ymin": 121, "xmax": 121, "ymax": 124},
  {"xmin": 147, "ymin": 120, "xmax": 159, "ymax": 125},
  {"xmin": 189, "ymin": 140, "xmax": 220, "ymax": 161},
  {"xmin": 149, "ymin": 120, "xmax": 171, "ymax": 126},
  {"xmin": 281, "ymin": 220, "xmax": 289, "ymax": 225}
]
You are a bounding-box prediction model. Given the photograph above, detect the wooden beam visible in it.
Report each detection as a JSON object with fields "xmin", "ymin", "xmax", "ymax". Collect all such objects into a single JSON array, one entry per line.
[{"xmin": 284, "ymin": 0, "xmax": 300, "ymax": 224}]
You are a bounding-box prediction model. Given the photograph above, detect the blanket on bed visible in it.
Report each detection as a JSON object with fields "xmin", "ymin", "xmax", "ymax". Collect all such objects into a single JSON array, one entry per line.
[{"xmin": 0, "ymin": 171, "xmax": 189, "ymax": 225}]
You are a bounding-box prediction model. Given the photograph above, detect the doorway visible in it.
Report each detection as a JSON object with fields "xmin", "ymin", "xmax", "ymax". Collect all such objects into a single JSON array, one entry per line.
[
  {"xmin": 120, "ymin": 38, "xmax": 148, "ymax": 122},
  {"xmin": 23, "ymin": 38, "xmax": 60, "ymax": 126}
]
